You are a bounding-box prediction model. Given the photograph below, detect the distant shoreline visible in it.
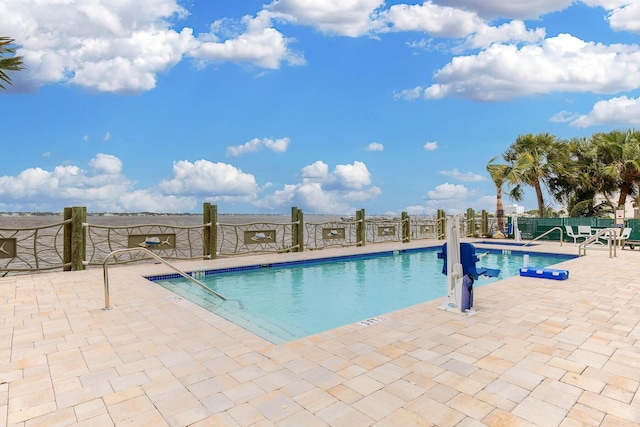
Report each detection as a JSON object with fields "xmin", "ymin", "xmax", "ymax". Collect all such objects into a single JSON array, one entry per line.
[{"xmin": 0, "ymin": 212, "xmax": 345, "ymax": 217}]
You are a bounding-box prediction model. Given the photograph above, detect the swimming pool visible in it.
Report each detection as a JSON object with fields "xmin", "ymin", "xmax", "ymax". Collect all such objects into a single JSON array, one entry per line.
[{"xmin": 150, "ymin": 248, "xmax": 575, "ymax": 344}]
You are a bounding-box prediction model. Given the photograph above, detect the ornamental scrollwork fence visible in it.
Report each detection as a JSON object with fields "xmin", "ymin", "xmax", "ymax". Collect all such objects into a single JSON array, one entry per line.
[
  {"xmin": 85, "ymin": 222, "xmax": 209, "ymax": 266},
  {"xmin": 1, "ymin": 203, "xmax": 490, "ymax": 276},
  {"xmin": 0, "ymin": 219, "xmax": 69, "ymax": 275}
]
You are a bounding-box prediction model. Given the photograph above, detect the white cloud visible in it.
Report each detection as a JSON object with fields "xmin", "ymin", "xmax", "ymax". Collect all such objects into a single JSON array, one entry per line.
[
  {"xmin": 158, "ymin": 159, "xmax": 260, "ymax": 197},
  {"xmin": 570, "ymin": 95, "xmax": 640, "ymax": 127},
  {"xmin": 0, "ymin": 157, "xmax": 133, "ymax": 211},
  {"xmin": 103, "ymin": 132, "xmax": 112, "ymax": 141},
  {"xmin": 424, "ymin": 141, "xmax": 439, "ymax": 151},
  {"xmin": 381, "ymin": 2, "xmax": 484, "ymax": 38},
  {"xmin": 301, "ymin": 160, "xmax": 372, "ymax": 190},
  {"xmin": 365, "ymin": 142, "xmax": 384, "ymax": 151},
  {"xmin": 191, "ymin": 11, "xmax": 305, "ymax": 69},
  {"xmin": 404, "ymin": 182, "xmax": 492, "ymax": 215},
  {"xmin": 226, "ymin": 137, "xmax": 291, "ymax": 157},
  {"xmin": 603, "ymin": 2, "xmax": 640, "ymax": 33},
  {"xmin": 89, "ymin": 153, "xmax": 122, "ymax": 175},
  {"xmin": 333, "ymin": 162, "xmax": 372, "ymax": 189},
  {"xmin": 1, "ymin": 1, "xmax": 303, "ymax": 94},
  {"xmin": 255, "ymin": 160, "xmax": 381, "ymax": 213},
  {"xmin": 301, "ymin": 160, "xmax": 330, "ymax": 179},
  {"xmin": 427, "ymin": 182, "xmax": 468, "ymax": 200},
  {"xmin": 266, "ymin": 0, "xmax": 385, "ymax": 37},
  {"xmin": 440, "ymin": 168, "xmax": 485, "ymax": 182},
  {"xmin": 456, "ymin": 20, "xmax": 545, "ymax": 51},
  {"xmin": 0, "ymin": 155, "xmax": 264, "ymax": 212},
  {"xmin": 119, "ymin": 190, "xmax": 196, "ymax": 213},
  {"xmin": 550, "ymin": 110, "xmax": 580, "ymax": 123},
  {"xmin": 429, "ymin": 0, "xmax": 573, "ymax": 20},
  {"xmin": 421, "ymin": 34, "xmax": 640, "ymax": 101}
]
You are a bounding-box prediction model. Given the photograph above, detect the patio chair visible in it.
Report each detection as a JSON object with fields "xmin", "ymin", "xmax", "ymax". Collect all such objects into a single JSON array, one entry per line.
[
  {"xmin": 577, "ymin": 226, "xmax": 593, "ymax": 238},
  {"xmin": 599, "ymin": 227, "xmax": 632, "ymax": 247},
  {"xmin": 564, "ymin": 226, "xmax": 582, "ymax": 243}
]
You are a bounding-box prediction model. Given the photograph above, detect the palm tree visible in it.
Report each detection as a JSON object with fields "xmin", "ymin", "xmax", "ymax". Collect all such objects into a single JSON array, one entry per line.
[
  {"xmin": 486, "ymin": 154, "xmax": 530, "ymax": 231},
  {"xmin": 503, "ymin": 133, "xmax": 565, "ymax": 218},
  {"xmin": 548, "ymin": 136, "xmax": 617, "ymax": 217},
  {"xmin": 0, "ymin": 37, "xmax": 25, "ymax": 89},
  {"xmin": 593, "ymin": 129, "xmax": 640, "ymax": 209},
  {"xmin": 487, "ymin": 158, "xmax": 509, "ymax": 232}
]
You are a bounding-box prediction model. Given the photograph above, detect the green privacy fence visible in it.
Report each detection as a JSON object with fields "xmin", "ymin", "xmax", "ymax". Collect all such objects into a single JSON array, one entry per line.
[{"xmin": 516, "ymin": 217, "xmax": 640, "ymax": 241}]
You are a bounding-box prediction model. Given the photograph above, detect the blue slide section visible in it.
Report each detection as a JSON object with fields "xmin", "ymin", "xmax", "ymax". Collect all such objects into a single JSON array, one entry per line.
[{"xmin": 437, "ymin": 243, "xmax": 500, "ymax": 280}]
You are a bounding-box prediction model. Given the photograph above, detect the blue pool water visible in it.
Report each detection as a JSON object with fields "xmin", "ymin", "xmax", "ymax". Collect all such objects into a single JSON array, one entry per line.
[{"xmin": 151, "ymin": 248, "xmax": 574, "ymax": 344}]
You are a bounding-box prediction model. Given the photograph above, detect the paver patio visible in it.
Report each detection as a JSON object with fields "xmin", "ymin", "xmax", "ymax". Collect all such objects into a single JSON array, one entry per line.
[{"xmin": 1, "ymin": 240, "xmax": 639, "ymax": 426}]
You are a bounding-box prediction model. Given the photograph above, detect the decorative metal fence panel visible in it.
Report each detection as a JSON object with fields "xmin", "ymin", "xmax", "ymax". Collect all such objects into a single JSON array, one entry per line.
[
  {"xmin": 365, "ymin": 219, "xmax": 404, "ymax": 243},
  {"xmin": 217, "ymin": 221, "xmax": 294, "ymax": 255},
  {"xmin": 304, "ymin": 219, "xmax": 359, "ymax": 250},
  {"xmin": 409, "ymin": 217, "xmax": 440, "ymax": 240},
  {"xmin": 85, "ymin": 223, "xmax": 209, "ymax": 266},
  {"xmin": 0, "ymin": 220, "xmax": 70, "ymax": 274}
]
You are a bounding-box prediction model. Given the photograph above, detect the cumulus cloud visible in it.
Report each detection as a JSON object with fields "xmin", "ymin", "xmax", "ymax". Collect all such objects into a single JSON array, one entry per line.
[
  {"xmin": 420, "ymin": 34, "xmax": 640, "ymax": 101},
  {"xmin": 158, "ymin": 159, "xmax": 260, "ymax": 198},
  {"xmin": 301, "ymin": 160, "xmax": 330, "ymax": 179},
  {"xmin": 0, "ymin": 156, "xmax": 133, "ymax": 211},
  {"xmin": 403, "ymin": 182, "xmax": 492, "ymax": 215},
  {"xmin": 569, "ymin": 96, "xmax": 640, "ymax": 127},
  {"xmin": 604, "ymin": 2, "xmax": 640, "ymax": 33},
  {"xmin": 440, "ymin": 168, "xmax": 485, "ymax": 182},
  {"xmin": 456, "ymin": 20, "xmax": 545, "ymax": 51},
  {"xmin": 255, "ymin": 160, "xmax": 381, "ymax": 213},
  {"xmin": 89, "ymin": 153, "xmax": 122, "ymax": 175},
  {"xmin": 0, "ymin": 154, "xmax": 271, "ymax": 212},
  {"xmin": 266, "ymin": 0, "xmax": 386, "ymax": 37},
  {"xmin": 381, "ymin": 2, "xmax": 485, "ymax": 37},
  {"xmin": 424, "ymin": 141, "xmax": 439, "ymax": 151},
  {"xmin": 119, "ymin": 190, "xmax": 196, "ymax": 213},
  {"xmin": 190, "ymin": 11, "xmax": 305, "ymax": 69},
  {"xmin": 226, "ymin": 137, "xmax": 291, "ymax": 157},
  {"xmin": 301, "ymin": 160, "xmax": 372, "ymax": 190},
  {"xmin": 1, "ymin": 1, "xmax": 303, "ymax": 93},
  {"xmin": 365, "ymin": 142, "xmax": 384, "ymax": 151},
  {"xmin": 427, "ymin": 182, "xmax": 468, "ymax": 200},
  {"xmin": 430, "ymin": 0, "xmax": 573, "ymax": 20}
]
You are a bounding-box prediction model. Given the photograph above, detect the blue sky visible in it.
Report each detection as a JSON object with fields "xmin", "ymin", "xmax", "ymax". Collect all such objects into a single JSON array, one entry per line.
[{"xmin": 1, "ymin": 0, "xmax": 640, "ymax": 215}]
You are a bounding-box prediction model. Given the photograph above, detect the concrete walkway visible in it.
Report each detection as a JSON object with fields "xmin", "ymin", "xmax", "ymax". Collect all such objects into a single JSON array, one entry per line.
[{"xmin": 1, "ymin": 240, "xmax": 639, "ymax": 426}]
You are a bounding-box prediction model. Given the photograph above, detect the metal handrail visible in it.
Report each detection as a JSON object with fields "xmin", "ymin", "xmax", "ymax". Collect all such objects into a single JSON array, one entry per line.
[
  {"xmin": 578, "ymin": 228, "xmax": 618, "ymax": 258},
  {"xmin": 523, "ymin": 226, "xmax": 564, "ymax": 247},
  {"xmin": 102, "ymin": 247, "xmax": 227, "ymax": 310}
]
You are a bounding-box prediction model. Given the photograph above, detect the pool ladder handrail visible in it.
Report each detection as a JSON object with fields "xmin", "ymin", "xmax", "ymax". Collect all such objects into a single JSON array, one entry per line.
[
  {"xmin": 102, "ymin": 247, "xmax": 227, "ymax": 310},
  {"xmin": 578, "ymin": 228, "xmax": 617, "ymax": 258},
  {"xmin": 522, "ymin": 226, "xmax": 564, "ymax": 247}
]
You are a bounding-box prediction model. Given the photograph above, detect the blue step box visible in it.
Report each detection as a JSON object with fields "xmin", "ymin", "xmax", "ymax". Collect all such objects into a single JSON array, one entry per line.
[{"xmin": 520, "ymin": 267, "xmax": 569, "ymax": 280}]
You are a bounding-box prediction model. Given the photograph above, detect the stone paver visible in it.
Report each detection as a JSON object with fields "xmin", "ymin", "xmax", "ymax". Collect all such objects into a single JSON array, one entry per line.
[{"xmin": 1, "ymin": 240, "xmax": 640, "ymax": 426}]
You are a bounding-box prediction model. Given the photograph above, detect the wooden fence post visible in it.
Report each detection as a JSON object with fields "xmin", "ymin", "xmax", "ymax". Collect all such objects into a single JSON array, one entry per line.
[
  {"xmin": 481, "ymin": 210, "xmax": 488, "ymax": 236},
  {"xmin": 437, "ymin": 209, "xmax": 446, "ymax": 240},
  {"xmin": 467, "ymin": 208, "xmax": 475, "ymax": 237},
  {"xmin": 63, "ymin": 207, "xmax": 72, "ymax": 271},
  {"xmin": 402, "ymin": 211, "xmax": 410, "ymax": 243},
  {"xmin": 64, "ymin": 206, "xmax": 86, "ymax": 271},
  {"xmin": 203, "ymin": 203, "xmax": 217, "ymax": 260},
  {"xmin": 291, "ymin": 207, "xmax": 304, "ymax": 252},
  {"xmin": 291, "ymin": 207, "xmax": 297, "ymax": 251},
  {"xmin": 356, "ymin": 208, "xmax": 366, "ymax": 246}
]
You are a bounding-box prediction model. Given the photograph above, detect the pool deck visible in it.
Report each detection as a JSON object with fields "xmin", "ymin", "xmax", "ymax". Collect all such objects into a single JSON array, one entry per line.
[{"xmin": 1, "ymin": 239, "xmax": 639, "ymax": 426}]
